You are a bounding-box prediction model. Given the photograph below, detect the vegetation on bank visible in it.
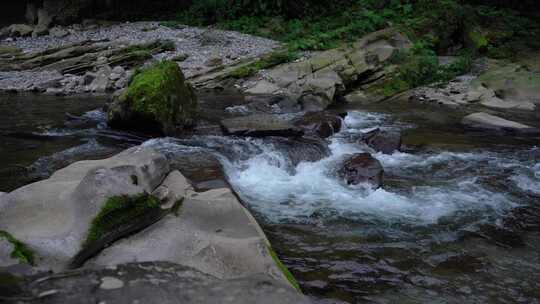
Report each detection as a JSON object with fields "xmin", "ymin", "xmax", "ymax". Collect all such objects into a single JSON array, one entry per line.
[
  {"xmin": 0, "ymin": 230, "xmax": 35, "ymax": 265},
  {"xmin": 163, "ymin": 0, "xmax": 539, "ymax": 90}
]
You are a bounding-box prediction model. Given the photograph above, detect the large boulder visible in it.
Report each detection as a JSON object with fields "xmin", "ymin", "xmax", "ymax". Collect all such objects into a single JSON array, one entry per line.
[
  {"xmin": 0, "ymin": 147, "xmax": 169, "ymax": 271},
  {"xmin": 338, "ymin": 153, "xmax": 384, "ymax": 188},
  {"xmin": 108, "ymin": 61, "xmax": 198, "ymax": 135}
]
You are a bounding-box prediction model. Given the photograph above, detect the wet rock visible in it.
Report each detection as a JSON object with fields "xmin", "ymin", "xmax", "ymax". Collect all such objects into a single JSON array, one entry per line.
[
  {"xmin": 462, "ymin": 112, "xmax": 537, "ymax": 133},
  {"xmin": 242, "ymin": 29, "xmax": 412, "ymax": 109},
  {"xmin": 88, "ymin": 66, "xmax": 112, "ymax": 93},
  {"xmin": 293, "ymin": 112, "xmax": 343, "ymax": 138},
  {"xmin": 428, "ymin": 252, "xmax": 485, "ymax": 274},
  {"xmin": 49, "ymin": 26, "xmax": 69, "ymax": 38},
  {"xmin": 205, "ymin": 56, "xmax": 223, "ymax": 67},
  {"xmin": 108, "ymin": 61, "xmax": 198, "ymax": 135},
  {"xmin": 7, "ymin": 24, "xmax": 34, "ymax": 37},
  {"xmin": 8, "ymin": 262, "xmax": 310, "ymax": 304},
  {"xmin": 338, "ymin": 153, "xmax": 384, "ymax": 188},
  {"xmin": 272, "ymin": 137, "xmax": 331, "ymax": 166},
  {"xmin": 166, "ymin": 150, "xmax": 227, "ymax": 192},
  {"xmin": 33, "ymin": 8, "xmax": 53, "ymax": 37},
  {"xmin": 363, "ymin": 129, "xmax": 402, "ymax": 154},
  {"xmin": 221, "ymin": 114, "xmax": 304, "ymax": 137},
  {"xmin": 0, "ymin": 147, "xmax": 169, "ymax": 271}
]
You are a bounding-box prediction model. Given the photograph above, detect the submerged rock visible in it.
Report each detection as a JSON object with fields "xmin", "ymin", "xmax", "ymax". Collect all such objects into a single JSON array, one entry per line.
[
  {"xmin": 108, "ymin": 61, "xmax": 198, "ymax": 135},
  {"xmin": 338, "ymin": 153, "xmax": 384, "ymax": 188}
]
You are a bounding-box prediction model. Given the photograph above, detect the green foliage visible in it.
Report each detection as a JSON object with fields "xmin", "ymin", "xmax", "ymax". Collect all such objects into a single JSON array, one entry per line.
[
  {"xmin": 229, "ymin": 50, "xmax": 298, "ymax": 78},
  {"xmin": 0, "ymin": 230, "xmax": 35, "ymax": 265},
  {"xmin": 84, "ymin": 194, "xmax": 161, "ymax": 246},
  {"xmin": 267, "ymin": 246, "xmax": 301, "ymax": 292}
]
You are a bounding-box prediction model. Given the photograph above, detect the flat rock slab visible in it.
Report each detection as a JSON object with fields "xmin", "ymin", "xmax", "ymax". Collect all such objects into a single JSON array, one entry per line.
[
  {"xmin": 87, "ymin": 187, "xmax": 288, "ymax": 284},
  {"xmin": 221, "ymin": 114, "xmax": 303, "ymax": 137},
  {"xmin": 8, "ymin": 262, "xmax": 311, "ymax": 304},
  {"xmin": 462, "ymin": 112, "xmax": 537, "ymax": 132}
]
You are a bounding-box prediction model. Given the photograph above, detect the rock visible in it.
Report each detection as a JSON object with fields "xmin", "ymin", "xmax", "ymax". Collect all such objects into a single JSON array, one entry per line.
[
  {"xmin": 363, "ymin": 129, "xmax": 402, "ymax": 154},
  {"xmin": 49, "ymin": 26, "xmax": 69, "ymax": 38},
  {"xmin": 82, "ymin": 72, "xmax": 96, "ymax": 85},
  {"xmin": 221, "ymin": 114, "xmax": 303, "ymax": 137},
  {"xmin": 7, "ymin": 24, "xmax": 34, "ymax": 37},
  {"xmin": 87, "ymin": 186, "xmax": 296, "ymax": 287},
  {"xmin": 172, "ymin": 53, "xmax": 189, "ymax": 62},
  {"xmin": 293, "ymin": 112, "xmax": 343, "ymax": 138},
  {"xmin": 0, "ymin": 147, "xmax": 170, "ymax": 271},
  {"xmin": 33, "ymin": 8, "xmax": 53, "ymax": 37},
  {"xmin": 88, "ymin": 66, "xmax": 112, "ymax": 93},
  {"xmin": 462, "ymin": 112, "xmax": 536, "ymax": 132},
  {"xmin": 244, "ymin": 29, "xmax": 411, "ymax": 110},
  {"xmin": 9, "ymin": 262, "xmax": 310, "ymax": 304},
  {"xmin": 112, "ymin": 65, "xmax": 125, "ymax": 75},
  {"xmin": 108, "ymin": 61, "xmax": 198, "ymax": 135},
  {"xmin": 272, "ymin": 137, "xmax": 331, "ymax": 166},
  {"xmin": 205, "ymin": 56, "xmax": 223, "ymax": 67},
  {"xmin": 0, "ymin": 238, "xmax": 19, "ymax": 267},
  {"xmin": 338, "ymin": 153, "xmax": 384, "ymax": 188}
]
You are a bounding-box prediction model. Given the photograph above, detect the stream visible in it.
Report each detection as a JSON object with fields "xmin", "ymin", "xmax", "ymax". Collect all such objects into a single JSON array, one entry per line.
[{"xmin": 1, "ymin": 92, "xmax": 539, "ymax": 303}]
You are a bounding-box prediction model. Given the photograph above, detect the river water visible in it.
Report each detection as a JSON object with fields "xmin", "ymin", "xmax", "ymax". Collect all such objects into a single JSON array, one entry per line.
[{"xmin": 1, "ymin": 92, "xmax": 539, "ymax": 303}]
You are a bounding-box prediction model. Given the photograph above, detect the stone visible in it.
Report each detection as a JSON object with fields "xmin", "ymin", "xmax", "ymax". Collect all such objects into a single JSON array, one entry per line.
[
  {"xmin": 49, "ymin": 26, "xmax": 69, "ymax": 38},
  {"xmin": 172, "ymin": 53, "xmax": 189, "ymax": 62},
  {"xmin": 33, "ymin": 8, "xmax": 53, "ymax": 37},
  {"xmin": 82, "ymin": 72, "xmax": 96, "ymax": 85},
  {"xmin": 205, "ymin": 57, "xmax": 223, "ymax": 67},
  {"xmin": 461, "ymin": 113, "xmax": 535, "ymax": 132},
  {"xmin": 0, "ymin": 147, "xmax": 169, "ymax": 271},
  {"xmin": 88, "ymin": 68, "xmax": 111, "ymax": 93},
  {"xmin": 99, "ymin": 276, "xmax": 124, "ymax": 290},
  {"xmin": 87, "ymin": 187, "xmax": 294, "ymax": 287},
  {"xmin": 108, "ymin": 61, "xmax": 198, "ymax": 135},
  {"xmin": 293, "ymin": 111, "xmax": 343, "ymax": 138},
  {"xmin": 338, "ymin": 153, "xmax": 384, "ymax": 188},
  {"xmin": 221, "ymin": 114, "xmax": 303, "ymax": 137},
  {"xmin": 9, "ymin": 262, "xmax": 310, "ymax": 304},
  {"xmin": 0, "ymin": 238, "xmax": 19, "ymax": 267},
  {"xmin": 7, "ymin": 24, "xmax": 34, "ymax": 37},
  {"xmin": 363, "ymin": 129, "xmax": 402, "ymax": 154},
  {"xmin": 244, "ymin": 29, "xmax": 411, "ymax": 110}
]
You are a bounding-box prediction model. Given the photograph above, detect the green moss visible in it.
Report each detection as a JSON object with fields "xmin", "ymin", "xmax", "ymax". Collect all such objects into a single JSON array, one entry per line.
[
  {"xmin": 267, "ymin": 246, "xmax": 301, "ymax": 293},
  {"xmin": 0, "ymin": 231, "xmax": 35, "ymax": 265},
  {"xmin": 84, "ymin": 194, "xmax": 161, "ymax": 246},
  {"xmin": 121, "ymin": 60, "xmax": 197, "ymax": 134},
  {"xmin": 229, "ymin": 50, "xmax": 299, "ymax": 78}
]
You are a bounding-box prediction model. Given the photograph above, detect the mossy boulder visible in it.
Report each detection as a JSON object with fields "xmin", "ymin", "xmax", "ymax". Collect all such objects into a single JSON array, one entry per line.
[{"xmin": 108, "ymin": 61, "xmax": 198, "ymax": 135}]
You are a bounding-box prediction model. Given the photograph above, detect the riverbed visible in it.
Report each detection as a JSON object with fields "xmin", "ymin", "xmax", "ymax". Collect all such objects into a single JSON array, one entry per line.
[{"xmin": 1, "ymin": 92, "xmax": 539, "ymax": 303}]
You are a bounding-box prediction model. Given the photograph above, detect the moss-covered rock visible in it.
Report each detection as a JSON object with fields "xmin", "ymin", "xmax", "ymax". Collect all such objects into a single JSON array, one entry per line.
[
  {"xmin": 108, "ymin": 60, "xmax": 198, "ymax": 135},
  {"xmin": 0, "ymin": 230, "xmax": 35, "ymax": 265}
]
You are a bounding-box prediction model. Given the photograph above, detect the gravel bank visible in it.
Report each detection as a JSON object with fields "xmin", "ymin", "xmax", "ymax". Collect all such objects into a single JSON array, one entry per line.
[{"xmin": 0, "ymin": 21, "xmax": 279, "ymax": 93}]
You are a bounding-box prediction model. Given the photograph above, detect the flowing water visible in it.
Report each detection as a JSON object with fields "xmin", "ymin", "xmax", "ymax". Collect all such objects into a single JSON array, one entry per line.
[{"xmin": 1, "ymin": 92, "xmax": 539, "ymax": 303}]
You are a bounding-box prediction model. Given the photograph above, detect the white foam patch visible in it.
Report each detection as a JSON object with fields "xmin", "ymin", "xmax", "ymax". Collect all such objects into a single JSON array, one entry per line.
[{"xmin": 510, "ymin": 163, "xmax": 540, "ymax": 195}]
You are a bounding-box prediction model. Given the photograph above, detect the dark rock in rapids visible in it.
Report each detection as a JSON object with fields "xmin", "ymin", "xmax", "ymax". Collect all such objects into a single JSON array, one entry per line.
[
  {"xmin": 220, "ymin": 114, "xmax": 303, "ymax": 137},
  {"xmin": 293, "ymin": 111, "xmax": 343, "ymax": 138},
  {"xmin": 363, "ymin": 129, "xmax": 402, "ymax": 154},
  {"xmin": 338, "ymin": 153, "xmax": 384, "ymax": 188}
]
